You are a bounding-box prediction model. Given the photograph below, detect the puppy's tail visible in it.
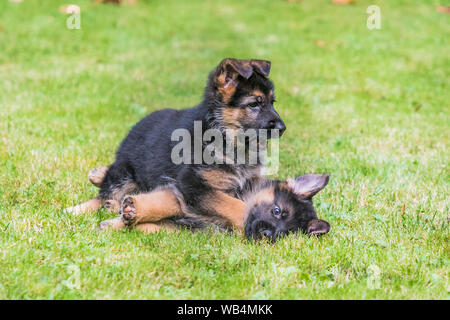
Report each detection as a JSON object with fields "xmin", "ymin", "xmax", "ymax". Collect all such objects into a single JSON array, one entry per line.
[{"xmin": 88, "ymin": 166, "xmax": 109, "ymax": 188}]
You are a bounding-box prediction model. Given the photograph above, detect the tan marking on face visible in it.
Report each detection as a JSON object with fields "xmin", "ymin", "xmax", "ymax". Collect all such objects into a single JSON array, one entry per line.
[
  {"xmin": 252, "ymin": 89, "xmax": 265, "ymax": 100},
  {"xmin": 126, "ymin": 188, "xmax": 182, "ymax": 226},
  {"xmin": 268, "ymin": 182, "xmax": 297, "ymax": 218},
  {"xmin": 240, "ymin": 96, "xmax": 257, "ymax": 105},
  {"xmin": 277, "ymin": 181, "xmax": 291, "ymax": 192},
  {"xmin": 217, "ymin": 73, "xmax": 238, "ymax": 103},
  {"xmin": 222, "ymin": 107, "xmax": 244, "ymax": 129},
  {"xmin": 245, "ymin": 188, "xmax": 275, "ymax": 212},
  {"xmin": 202, "ymin": 191, "xmax": 246, "ymax": 231}
]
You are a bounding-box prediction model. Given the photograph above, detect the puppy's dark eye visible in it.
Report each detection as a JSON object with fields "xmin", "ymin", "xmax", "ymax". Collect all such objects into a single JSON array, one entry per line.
[
  {"xmin": 247, "ymin": 102, "xmax": 259, "ymax": 108},
  {"xmin": 272, "ymin": 205, "xmax": 281, "ymax": 217}
]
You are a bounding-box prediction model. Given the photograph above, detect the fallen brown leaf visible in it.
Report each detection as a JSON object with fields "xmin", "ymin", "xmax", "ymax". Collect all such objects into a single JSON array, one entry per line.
[
  {"xmin": 59, "ymin": 4, "xmax": 80, "ymax": 14},
  {"xmin": 400, "ymin": 204, "xmax": 405, "ymax": 215},
  {"xmin": 96, "ymin": 0, "xmax": 122, "ymax": 4},
  {"xmin": 412, "ymin": 102, "xmax": 422, "ymax": 112},
  {"xmin": 315, "ymin": 40, "xmax": 326, "ymax": 47},
  {"xmin": 332, "ymin": 0, "xmax": 355, "ymax": 5},
  {"xmin": 436, "ymin": 6, "xmax": 450, "ymax": 14},
  {"xmin": 125, "ymin": 0, "xmax": 137, "ymax": 4}
]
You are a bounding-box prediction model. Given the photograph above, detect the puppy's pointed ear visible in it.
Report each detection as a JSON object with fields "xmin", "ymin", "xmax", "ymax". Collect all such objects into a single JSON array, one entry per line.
[
  {"xmin": 286, "ymin": 174, "xmax": 330, "ymax": 199},
  {"xmin": 251, "ymin": 60, "xmax": 271, "ymax": 77},
  {"xmin": 215, "ymin": 58, "xmax": 253, "ymax": 83},
  {"xmin": 307, "ymin": 219, "xmax": 330, "ymax": 237},
  {"xmin": 214, "ymin": 58, "xmax": 253, "ymax": 102}
]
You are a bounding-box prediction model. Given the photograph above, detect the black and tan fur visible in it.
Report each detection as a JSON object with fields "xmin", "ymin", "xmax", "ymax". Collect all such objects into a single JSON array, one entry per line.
[
  {"xmin": 91, "ymin": 169, "xmax": 330, "ymax": 241},
  {"xmin": 66, "ymin": 58, "xmax": 286, "ymax": 231}
]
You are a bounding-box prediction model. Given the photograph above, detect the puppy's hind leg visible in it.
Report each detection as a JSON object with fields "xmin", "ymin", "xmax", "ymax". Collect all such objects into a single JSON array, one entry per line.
[
  {"xmin": 65, "ymin": 197, "xmax": 102, "ymax": 216},
  {"xmin": 120, "ymin": 188, "xmax": 183, "ymax": 227}
]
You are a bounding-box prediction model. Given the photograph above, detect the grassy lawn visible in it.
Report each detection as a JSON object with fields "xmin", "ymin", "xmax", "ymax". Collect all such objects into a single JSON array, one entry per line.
[{"xmin": 0, "ymin": 0, "xmax": 448, "ymax": 299}]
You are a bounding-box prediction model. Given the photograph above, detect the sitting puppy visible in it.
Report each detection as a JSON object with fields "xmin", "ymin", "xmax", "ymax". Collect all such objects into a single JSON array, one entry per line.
[
  {"xmin": 66, "ymin": 58, "xmax": 286, "ymax": 232},
  {"xmin": 89, "ymin": 167, "xmax": 331, "ymax": 241}
]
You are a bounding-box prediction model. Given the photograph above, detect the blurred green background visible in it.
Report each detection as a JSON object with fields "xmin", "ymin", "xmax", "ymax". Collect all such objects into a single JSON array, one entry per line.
[{"xmin": 0, "ymin": 0, "xmax": 448, "ymax": 299}]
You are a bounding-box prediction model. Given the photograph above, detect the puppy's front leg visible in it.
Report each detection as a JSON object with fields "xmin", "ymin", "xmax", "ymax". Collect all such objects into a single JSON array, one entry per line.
[
  {"xmin": 120, "ymin": 188, "xmax": 182, "ymax": 227},
  {"xmin": 203, "ymin": 191, "xmax": 246, "ymax": 232}
]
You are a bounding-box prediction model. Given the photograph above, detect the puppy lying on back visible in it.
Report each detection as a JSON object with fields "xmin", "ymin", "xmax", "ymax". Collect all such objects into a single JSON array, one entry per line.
[
  {"xmin": 89, "ymin": 167, "xmax": 330, "ymax": 241},
  {"xmin": 242, "ymin": 174, "xmax": 330, "ymax": 241}
]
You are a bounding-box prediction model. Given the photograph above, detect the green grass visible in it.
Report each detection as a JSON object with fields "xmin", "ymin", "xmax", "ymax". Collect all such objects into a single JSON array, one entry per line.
[{"xmin": 0, "ymin": 0, "xmax": 448, "ymax": 299}]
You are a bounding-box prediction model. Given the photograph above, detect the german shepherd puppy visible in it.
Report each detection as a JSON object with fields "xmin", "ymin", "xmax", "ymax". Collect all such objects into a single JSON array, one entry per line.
[
  {"xmin": 242, "ymin": 174, "xmax": 330, "ymax": 241},
  {"xmin": 88, "ymin": 168, "xmax": 330, "ymax": 241},
  {"xmin": 66, "ymin": 58, "xmax": 286, "ymax": 230}
]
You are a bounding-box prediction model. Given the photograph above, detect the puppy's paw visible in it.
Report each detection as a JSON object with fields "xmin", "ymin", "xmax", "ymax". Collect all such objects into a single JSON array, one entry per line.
[{"xmin": 120, "ymin": 196, "xmax": 136, "ymax": 226}]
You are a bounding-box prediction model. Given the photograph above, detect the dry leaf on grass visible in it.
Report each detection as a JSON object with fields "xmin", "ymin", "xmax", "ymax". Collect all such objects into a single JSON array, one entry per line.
[
  {"xmin": 436, "ymin": 6, "xmax": 450, "ymax": 14},
  {"xmin": 95, "ymin": 0, "xmax": 137, "ymax": 5},
  {"xmin": 59, "ymin": 4, "xmax": 80, "ymax": 14},
  {"xmin": 123, "ymin": 0, "xmax": 137, "ymax": 5},
  {"xmin": 96, "ymin": 0, "xmax": 121, "ymax": 4},
  {"xmin": 315, "ymin": 40, "xmax": 326, "ymax": 47},
  {"xmin": 332, "ymin": 0, "xmax": 355, "ymax": 5}
]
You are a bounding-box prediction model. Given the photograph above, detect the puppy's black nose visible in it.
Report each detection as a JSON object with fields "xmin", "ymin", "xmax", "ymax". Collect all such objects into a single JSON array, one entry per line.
[
  {"xmin": 260, "ymin": 229, "xmax": 273, "ymax": 238},
  {"xmin": 267, "ymin": 119, "xmax": 286, "ymax": 136},
  {"xmin": 275, "ymin": 119, "xmax": 286, "ymax": 134}
]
